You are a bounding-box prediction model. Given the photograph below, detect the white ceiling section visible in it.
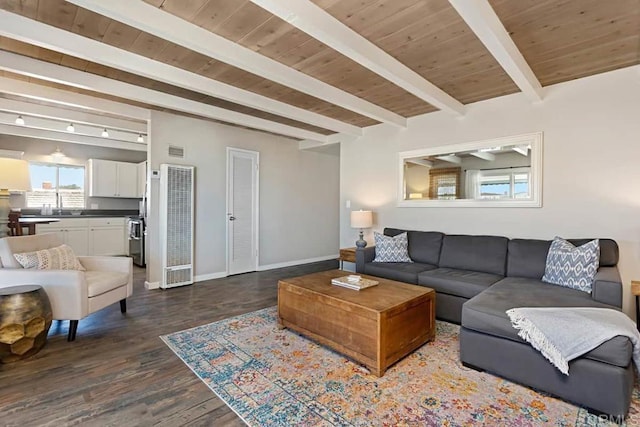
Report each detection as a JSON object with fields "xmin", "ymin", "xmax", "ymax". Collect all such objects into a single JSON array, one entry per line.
[
  {"xmin": 0, "ymin": 51, "xmax": 333, "ymax": 142},
  {"xmin": 0, "ymin": 77, "xmax": 150, "ymax": 121}
]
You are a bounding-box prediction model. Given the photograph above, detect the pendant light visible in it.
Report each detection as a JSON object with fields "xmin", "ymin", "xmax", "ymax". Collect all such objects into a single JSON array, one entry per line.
[
  {"xmin": 101, "ymin": 128, "xmax": 109, "ymax": 138},
  {"xmin": 137, "ymin": 134, "xmax": 144, "ymax": 143},
  {"xmin": 66, "ymin": 123, "xmax": 75, "ymax": 132},
  {"xmin": 15, "ymin": 115, "xmax": 25, "ymax": 126}
]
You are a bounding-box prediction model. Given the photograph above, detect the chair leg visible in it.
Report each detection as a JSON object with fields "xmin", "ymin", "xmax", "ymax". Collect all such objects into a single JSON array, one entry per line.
[
  {"xmin": 120, "ymin": 299, "xmax": 127, "ymax": 313},
  {"xmin": 67, "ymin": 320, "xmax": 78, "ymax": 342}
]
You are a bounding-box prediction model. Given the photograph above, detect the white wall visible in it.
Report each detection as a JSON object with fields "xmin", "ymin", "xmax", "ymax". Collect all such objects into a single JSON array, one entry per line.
[
  {"xmin": 340, "ymin": 65, "xmax": 640, "ymax": 316},
  {"xmin": 147, "ymin": 111, "xmax": 339, "ymax": 284},
  {"xmin": 0, "ymin": 135, "xmax": 146, "ymax": 210}
]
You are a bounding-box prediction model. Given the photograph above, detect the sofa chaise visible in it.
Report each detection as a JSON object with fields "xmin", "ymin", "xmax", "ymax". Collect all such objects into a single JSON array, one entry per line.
[{"xmin": 356, "ymin": 228, "xmax": 632, "ymax": 417}]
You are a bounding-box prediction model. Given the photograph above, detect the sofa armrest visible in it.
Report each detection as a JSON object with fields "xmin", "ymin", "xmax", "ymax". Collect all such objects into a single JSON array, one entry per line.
[
  {"xmin": 0, "ymin": 269, "xmax": 88, "ymax": 319},
  {"xmin": 355, "ymin": 246, "xmax": 376, "ymax": 273},
  {"xmin": 592, "ymin": 266, "xmax": 622, "ymax": 308},
  {"xmin": 78, "ymin": 256, "xmax": 133, "ymax": 297}
]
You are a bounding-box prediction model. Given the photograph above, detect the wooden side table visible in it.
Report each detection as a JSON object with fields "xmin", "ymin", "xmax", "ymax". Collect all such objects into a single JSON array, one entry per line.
[
  {"xmin": 338, "ymin": 247, "xmax": 356, "ymax": 269},
  {"xmin": 632, "ymin": 281, "xmax": 640, "ymax": 332}
]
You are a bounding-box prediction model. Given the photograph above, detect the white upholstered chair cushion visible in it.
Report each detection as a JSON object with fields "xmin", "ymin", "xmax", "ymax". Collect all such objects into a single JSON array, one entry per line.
[{"xmin": 85, "ymin": 271, "xmax": 130, "ymax": 297}]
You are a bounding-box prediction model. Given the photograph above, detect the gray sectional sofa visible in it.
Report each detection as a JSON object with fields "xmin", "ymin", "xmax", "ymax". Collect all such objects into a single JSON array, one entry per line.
[{"xmin": 355, "ymin": 228, "xmax": 633, "ymax": 417}]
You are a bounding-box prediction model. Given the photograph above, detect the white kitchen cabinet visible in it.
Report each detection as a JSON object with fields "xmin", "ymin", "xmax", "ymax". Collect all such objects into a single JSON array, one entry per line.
[
  {"xmin": 37, "ymin": 217, "xmax": 126, "ymax": 256},
  {"xmin": 88, "ymin": 218, "xmax": 127, "ymax": 256},
  {"xmin": 88, "ymin": 159, "xmax": 140, "ymax": 198},
  {"xmin": 37, "ymin": 219, "xmax": 90, "ymax": 256}
]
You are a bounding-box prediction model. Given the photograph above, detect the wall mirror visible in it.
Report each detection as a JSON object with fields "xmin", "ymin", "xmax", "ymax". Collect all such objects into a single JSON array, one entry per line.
[{"xmin": 398, "ymin": 132, "xmax": 542, "ymax": 207}]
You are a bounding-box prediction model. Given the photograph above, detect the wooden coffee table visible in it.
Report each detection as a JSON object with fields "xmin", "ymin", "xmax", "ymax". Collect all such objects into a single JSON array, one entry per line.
[{"xmin": 277, "ymin": 270, "xmax": 435, "ymax": 376}]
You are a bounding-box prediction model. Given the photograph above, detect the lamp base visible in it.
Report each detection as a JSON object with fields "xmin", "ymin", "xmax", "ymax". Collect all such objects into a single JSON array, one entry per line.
[{"xmin": 355, "ymin": 230, "xmax": 367, "ymax": 248}]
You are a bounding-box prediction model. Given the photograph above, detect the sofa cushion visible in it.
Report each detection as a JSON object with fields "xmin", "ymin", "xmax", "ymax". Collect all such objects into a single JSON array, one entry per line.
[
  {"xmin": 507, "ymin": 239, "xmax": 551, "ymax": 279},
  {"xmin": 13, "ymin": 244, "xmax": 85, "ymax": 271},
  {"xmin": 418, "ymin": 268, "xmax": 503, "ymax": 299},
  {"xmin": 570, "ymin": 238, "xmax": 618, "ymax": 267},
  {"xmin": 508, "ymin": 238, "xmax": 619, "ymax": 280},
  {"xmin": 462, "ymin": 277, "xmax": 631, "ymax": 368},
  {"xmin": 542, "ymin": 237, "xmax": 599, "ymax": 293},
  {"xmin": 439, "ymin": 235, "xmax": 508, "ymax": 276},
  {"xmin": 373, "ymin": 232, "xmax": 412, "ymax": 263},
  {"xmin": 363, "ymin": 262, "xmax": 436, "ymax": 284},
  {"xmin": 384, "ymin": 228, "xmax": 444, "ymax": 265},
  {"xmin": 85, "ymin": 271, "xmax": 130, "ymax": 297},
  {"xmin": 0, "ymin": 233, "xmax": 63, "ymax": 269}
]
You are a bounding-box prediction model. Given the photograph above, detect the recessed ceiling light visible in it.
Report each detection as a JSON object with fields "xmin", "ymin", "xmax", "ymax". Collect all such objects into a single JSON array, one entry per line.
[
  {"xmin": 15, "ymin": 115, "xmax": 25, "ymax": 126},
  {"xmin": 101, "ymin": 128, "xmax": 109, "ymax": 138},
  {"xmin": 66, "ymin": 123, "xmax": 75, "ymax": 132},
  {"xmin": 137, "ymin": 134, "xmax": 144, "ymax": 143}
]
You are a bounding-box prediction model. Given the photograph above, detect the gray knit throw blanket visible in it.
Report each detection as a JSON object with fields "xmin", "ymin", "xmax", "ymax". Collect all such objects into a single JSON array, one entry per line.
[{"xmin": 506, "ymin": 307, "xmax": 640, "ymax": 375}]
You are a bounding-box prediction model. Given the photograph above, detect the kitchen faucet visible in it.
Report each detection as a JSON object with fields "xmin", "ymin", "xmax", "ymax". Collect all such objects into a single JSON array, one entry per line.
[{"xmin": 57, "ymin": 192, "xmax": 63, "ymax": 215}]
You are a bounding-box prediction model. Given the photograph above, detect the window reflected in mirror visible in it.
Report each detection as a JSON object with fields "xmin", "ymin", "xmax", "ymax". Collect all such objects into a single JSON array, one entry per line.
[{"xmin": 399, "ymin": 132, "xmax": 542, "ymax": 207}]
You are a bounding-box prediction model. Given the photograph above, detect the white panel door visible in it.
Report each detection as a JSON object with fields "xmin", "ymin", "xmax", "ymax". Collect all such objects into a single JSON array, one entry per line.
[{"xmin": 227, "ymin": 148, "xmax": 259, "ymax": 275}]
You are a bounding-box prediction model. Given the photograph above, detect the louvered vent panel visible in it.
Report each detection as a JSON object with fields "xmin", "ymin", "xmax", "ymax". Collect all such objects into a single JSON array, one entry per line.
[
  {"xmin": 160, "ymin": 164, "xmax": 194, "ymax": 289},
  {"xmin": 168, "ymin": 145, "xmax": 185, "ymax": 158}
]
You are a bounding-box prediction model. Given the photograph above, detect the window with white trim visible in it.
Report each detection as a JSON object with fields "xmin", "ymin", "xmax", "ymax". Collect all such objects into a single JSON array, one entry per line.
[
  {"xmin": 26, "ymin": 163, "xmax": 85, "ymax": 209},
  {"xmin": 477, "ymin": 167, "xmax": 530, "ymax": 199}
]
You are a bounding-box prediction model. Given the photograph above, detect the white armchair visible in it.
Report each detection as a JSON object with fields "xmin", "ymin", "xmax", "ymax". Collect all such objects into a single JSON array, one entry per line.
[{"xmin": 0, "ymin": 234, "xmax": 133, "ymax": 341}]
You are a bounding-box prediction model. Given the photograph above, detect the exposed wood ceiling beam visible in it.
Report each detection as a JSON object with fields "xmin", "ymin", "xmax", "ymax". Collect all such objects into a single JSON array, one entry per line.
[
  {"xmin": 66, "ymin": 0, "xmax": 407, "ymax": 128},
  {"xmin": 0, "ymin": 10, "xmax": 361, "ymax": 137},
  {"xmin": 406, "ymin": 159, "xmax": 434, "ymax": 167},
  {"xmin": 512, "ymin": 145, "xmax": 530, "ymax": 156},
  {"xmin": 435, "ymin": 154, "xmax": 462, "ymax": 164},
  {"xmin": 249, "ymin": 0, "xmax": 465, "ymax": 116},
  {"xmin": 0, "ymin": 51, "xmax": 331, "ymax": 142},
  {"xmin": 0, "ymin": 123, "xmax": 146, "ymax": 152},
  {"xmin": 0, "ymin": 77, "xmax": 150, "ymax": 121},
  {"xmin": 0, "ymin": 98, "xmax": 146, "ymax": 133},
  {"xmin": 448, "ymin": 0, "xmax": 543, "ymax": 102},
  {"xmin": 469, "ymin": 152, "xmax": 495, "ymax": 161}
]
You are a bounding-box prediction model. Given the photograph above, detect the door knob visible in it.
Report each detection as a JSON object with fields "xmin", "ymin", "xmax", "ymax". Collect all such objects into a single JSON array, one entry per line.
[{"xmin": 229, "ymin": 216, "xmax": 236, "ymax": 221}]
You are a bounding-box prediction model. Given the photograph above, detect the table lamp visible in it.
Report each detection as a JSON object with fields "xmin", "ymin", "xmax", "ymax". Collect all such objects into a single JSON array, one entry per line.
[
  {"xmin": 0, "ymin": 158, "xmax": 31, "ymax": 238},
  {"xmin": 350, "ymin": 210, "xmax": 373, "ymax": 248}
]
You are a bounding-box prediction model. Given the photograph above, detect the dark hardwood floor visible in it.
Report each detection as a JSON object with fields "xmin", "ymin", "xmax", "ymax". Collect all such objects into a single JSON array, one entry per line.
[{"xmin": 0, "ymin": 260, "xmax": 337, "ymax": 426}]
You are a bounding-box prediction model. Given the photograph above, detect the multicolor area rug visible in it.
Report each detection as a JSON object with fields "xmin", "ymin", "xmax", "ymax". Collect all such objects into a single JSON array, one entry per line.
[{"xmin": 161, "ymin": 307, "xmax": 639, "ymax": 426}]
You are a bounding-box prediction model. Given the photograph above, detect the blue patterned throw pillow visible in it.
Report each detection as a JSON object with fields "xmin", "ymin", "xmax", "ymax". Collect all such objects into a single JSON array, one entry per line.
[
  {"xmin": 373, "ymin": 232, "xmax": 412, "ymax": 263},
  {"xmin": 542, "ymin": 237, "xmax": 600, "ymax": 293}
]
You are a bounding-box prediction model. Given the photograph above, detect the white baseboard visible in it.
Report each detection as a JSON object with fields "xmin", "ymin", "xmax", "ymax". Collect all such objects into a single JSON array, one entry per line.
[
  {"xmin": 145, "ymin": 281, "xmax": 160, "ymax": 290},
  {"xmin": 146, "ymin": 256, "xmax": 337, "ymax": 287},
  {"xmin": 257, "ymin": 254, "xmax": 338, "ymax": 271},
  {"xmin": 194, "ymin": 271, "xmax": 227, "ymax": 282}
]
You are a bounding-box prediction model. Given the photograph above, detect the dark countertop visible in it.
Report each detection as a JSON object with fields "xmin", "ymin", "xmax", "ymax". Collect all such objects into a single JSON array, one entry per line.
[{"xmin": 20, "ymin": 209, "xmax": 139, "ymax": 218}]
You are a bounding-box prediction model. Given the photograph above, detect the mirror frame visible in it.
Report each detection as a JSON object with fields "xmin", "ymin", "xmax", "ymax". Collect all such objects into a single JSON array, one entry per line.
[{"xmin": 398, "ymin": 132, "xmax": 543, "ymax": 208}]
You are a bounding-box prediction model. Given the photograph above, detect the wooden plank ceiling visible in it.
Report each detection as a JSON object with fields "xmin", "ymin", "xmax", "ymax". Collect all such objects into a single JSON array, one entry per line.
[{"xmin": 0, "ymin": 0, "xmax": 638, "ymax": 138}]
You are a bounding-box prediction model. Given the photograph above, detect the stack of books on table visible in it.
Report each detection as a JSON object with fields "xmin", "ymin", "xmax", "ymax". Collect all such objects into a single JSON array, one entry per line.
[{"xmin": 331, "ymin": 275, "xmax": 379, "ymax": 291}]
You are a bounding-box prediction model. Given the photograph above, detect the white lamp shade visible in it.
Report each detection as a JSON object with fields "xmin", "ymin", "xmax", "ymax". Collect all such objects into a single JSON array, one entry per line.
[
  {"xmin": 350, "ymin": 210, "xmax": 373, "ymax": 229},
  {"xmin": 0, "ymin": 158, "xmax": 31, "ymax": 191}
]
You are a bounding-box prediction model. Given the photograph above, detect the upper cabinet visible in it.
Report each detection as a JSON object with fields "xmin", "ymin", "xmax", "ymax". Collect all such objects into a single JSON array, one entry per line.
[{"xmin": 88, "ymin": 159, "xmax": 140, "ymax": 198}]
